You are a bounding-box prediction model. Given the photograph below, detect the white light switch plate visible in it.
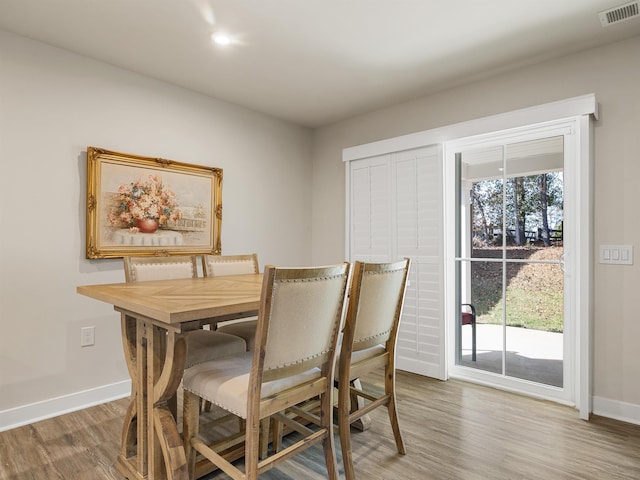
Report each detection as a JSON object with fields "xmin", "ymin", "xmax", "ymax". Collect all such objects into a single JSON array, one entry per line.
[{"xmin": 600, "ymin": 245, "xmax": 633, "ymax": 265}]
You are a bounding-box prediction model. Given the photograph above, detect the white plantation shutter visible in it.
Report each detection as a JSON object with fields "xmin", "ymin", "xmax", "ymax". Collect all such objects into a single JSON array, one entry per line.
[
  {"xmin": 347, "ymin": 145, "xmax": 444, "ymax": 379},
  {"xmin": 394, "ymin": 147, "xmax": 444, "ymax": 378},
  {"xmin": 349, "ymin": 155, "xmax": 391, "ymax": 262}
]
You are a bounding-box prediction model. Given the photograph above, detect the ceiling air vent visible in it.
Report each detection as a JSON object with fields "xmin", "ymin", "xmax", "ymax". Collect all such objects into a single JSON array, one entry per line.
[{"xmin": 599, "ymin": 1, "xmax": 639, "ymax": 26}]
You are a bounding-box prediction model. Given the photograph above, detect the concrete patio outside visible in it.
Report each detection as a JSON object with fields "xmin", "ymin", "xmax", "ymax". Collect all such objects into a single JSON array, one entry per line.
[{"xmin": 460, "ymin": 323, "xmax": 563, "ymax": 387}]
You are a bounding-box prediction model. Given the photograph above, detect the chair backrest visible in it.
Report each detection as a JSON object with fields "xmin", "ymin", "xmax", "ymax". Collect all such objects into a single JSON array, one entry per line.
[
  {"xmin": 252, "ymin": 263, "xmax": 351, "ymax": 384},
  {"xmin": 461, "ymin": 303, "xmax": 476, "ymax": 325},
  {"xmin": 202, "ymin": 253, "xmax": 259, "ymax": 277},
  {"xmin": 123, "ymin": 255, "xmax": 198, "ymax": 283},
  {"xmin": 345, "ymin": 258, "xmax": 410, "ymax": 354}
]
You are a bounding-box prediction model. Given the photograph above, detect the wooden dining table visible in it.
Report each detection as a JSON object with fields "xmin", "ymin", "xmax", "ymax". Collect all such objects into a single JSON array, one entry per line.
[{"xmin": 77, "ymin": 273, "xmax": 263, "ymax": 480}]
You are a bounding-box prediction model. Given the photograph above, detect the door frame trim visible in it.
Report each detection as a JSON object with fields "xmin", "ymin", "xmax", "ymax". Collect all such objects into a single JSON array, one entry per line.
[
  {"xmin": 445, "ymin": 117, "xmax": 582, "ymax": 405},
  {"xmin": 444, "ymin": 115, "xmax": 593, "ymax": 418}
]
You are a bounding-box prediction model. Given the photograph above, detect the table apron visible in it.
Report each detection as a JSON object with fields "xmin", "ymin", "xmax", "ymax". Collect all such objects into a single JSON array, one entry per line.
[{"xmin": 115, "ymin": 307, "xmax": 259, "ymax": 333}]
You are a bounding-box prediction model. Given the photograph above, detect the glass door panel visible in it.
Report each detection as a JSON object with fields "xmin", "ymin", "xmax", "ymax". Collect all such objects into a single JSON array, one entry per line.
[
  {"xmin": 504, "ymin": 137, "xmax": 564, "ymax": 260},
  {"xmin": 459, "ymin": 259, "xmax": 504, "ymax": 375},
  {"xmin": 467, "ymin": 145, "xmax": 505, "ymax": 260},
  {"xmin": 456, "ymin": 135, "xmax": 565, "ymax": 389},
  {"xmin": 504, "ymin": 261, "xmax": 564, "ymax": 387}
]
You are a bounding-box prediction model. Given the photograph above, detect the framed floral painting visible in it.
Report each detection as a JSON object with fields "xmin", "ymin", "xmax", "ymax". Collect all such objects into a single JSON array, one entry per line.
[{"xmin": 85, "ymin": 147, "xmax": 222, "ymax": 259}]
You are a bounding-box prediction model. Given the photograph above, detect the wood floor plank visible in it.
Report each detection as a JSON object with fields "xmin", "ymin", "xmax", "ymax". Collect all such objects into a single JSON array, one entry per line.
[{"xmin": 1, "ymin": 371, "xmax": 639, "ymax": 479}]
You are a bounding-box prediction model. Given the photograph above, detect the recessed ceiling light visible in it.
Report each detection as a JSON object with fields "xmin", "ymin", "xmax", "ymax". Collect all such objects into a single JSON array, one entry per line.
[{"xmin": 212, "ymin": 33, "xmax": 232, "ymax": 46}]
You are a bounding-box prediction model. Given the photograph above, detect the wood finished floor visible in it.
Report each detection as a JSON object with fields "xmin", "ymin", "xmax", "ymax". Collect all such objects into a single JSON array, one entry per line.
[{"xmin": 2, "ymin": 371, "xmax": 639, "ymax": 479}]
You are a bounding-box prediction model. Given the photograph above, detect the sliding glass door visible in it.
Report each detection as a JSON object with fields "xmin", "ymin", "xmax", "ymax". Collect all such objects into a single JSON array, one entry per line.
[{"xmin": 448, "ymin": 121, "xmax": 576, "ymax": 404}]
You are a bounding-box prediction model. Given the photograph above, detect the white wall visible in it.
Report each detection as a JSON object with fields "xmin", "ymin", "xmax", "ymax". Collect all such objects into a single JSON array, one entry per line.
[
  {"xmin": 0, "ymin": 30, "xmax": 312, "ymax": 427},
  {"xmin": 311, "ymin": 35, "xmax": 640, "ymax": 422}
]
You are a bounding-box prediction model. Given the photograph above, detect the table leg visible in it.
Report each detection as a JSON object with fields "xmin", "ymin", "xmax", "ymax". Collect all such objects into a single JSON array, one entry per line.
[
  {"xmin": 115, "ymin": 316, "xmax": 189, "ymax": 480},
  {"xmin": 149, "ymin": 324, "xmax": 188, "ymax": 480},
  {"xmin": 147, "ymin": 322, "xmax": 162, "ymax": 478},
  {"xmin": 115, "ymin": 315, "xmax": 146, "ymax": 479},
  {"xmin": 120, "ymin": 315, "xmax": 138, "ymax": 456}
]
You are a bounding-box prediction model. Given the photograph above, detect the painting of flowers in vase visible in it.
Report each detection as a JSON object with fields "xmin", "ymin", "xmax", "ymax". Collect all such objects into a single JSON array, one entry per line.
[
  {"xmin": 86, "ymin": 147, "xmax": 222, "ymax": 259},
  {"xmin": 107, "ymin": 174, "xmax": 183, "ymax": 234}
]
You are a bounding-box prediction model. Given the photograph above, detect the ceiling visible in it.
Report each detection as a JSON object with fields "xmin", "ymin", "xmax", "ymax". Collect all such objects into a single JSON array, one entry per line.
[{"xmin": 1, "ymin": 0, "xmax": 639, "ymax": 127}]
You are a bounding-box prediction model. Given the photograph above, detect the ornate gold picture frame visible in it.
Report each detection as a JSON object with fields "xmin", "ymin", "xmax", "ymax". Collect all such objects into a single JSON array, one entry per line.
[{"xmin": 86, "ymin": 147, "xmax": 222, "ymax": 259}]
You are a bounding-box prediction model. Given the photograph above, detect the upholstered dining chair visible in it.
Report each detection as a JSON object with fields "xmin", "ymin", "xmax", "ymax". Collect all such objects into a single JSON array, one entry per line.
[
  {"xmin": 202, "ymin": 253, "xmax": 260, "ymax": 351},
  {"xmin": 337, "ymin": 258, "xmax": 410, "ymax": 480},
  {"xmin": 181, "ymin": 262, "xmax": 351, "ymax": 480},
  {"xmin": 123, "ymin": 256, "xmax": 247, "ymax": 369}
]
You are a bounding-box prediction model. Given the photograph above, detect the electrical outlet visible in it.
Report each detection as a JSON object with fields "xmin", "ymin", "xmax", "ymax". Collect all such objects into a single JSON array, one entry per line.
[{"xmin": 81, "ymin": 326, "xmax": 95, "ymax": 347}]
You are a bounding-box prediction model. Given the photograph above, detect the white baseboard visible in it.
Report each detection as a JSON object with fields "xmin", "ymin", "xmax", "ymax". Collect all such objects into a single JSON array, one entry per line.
[
  {"xmin": 592, "ymin": 395, "xmax": 640, "ymax": 426},
  {"xmin": 0, "ymin": 380, "xmax": 131, "ymax": 432}
]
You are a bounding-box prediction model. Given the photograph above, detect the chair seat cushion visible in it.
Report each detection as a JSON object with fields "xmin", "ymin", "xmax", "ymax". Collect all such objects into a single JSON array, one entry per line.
[
  {"xmin": 184, "ymin": 330, "xmax": 247, "ymax": 369},
  {"xmin": 217, "ymin": 320, "xmax": 257, "ymax": 351},
  {"xmin": 351, "ymin": 344, "xmax": 386, "ymax": 365},
  {"xmin": 183, "ymin": 352, "xmax": 321, "ymax": 418}
]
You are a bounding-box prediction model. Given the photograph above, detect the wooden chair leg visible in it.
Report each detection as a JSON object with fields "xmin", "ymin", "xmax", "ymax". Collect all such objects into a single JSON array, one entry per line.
[
  {"xmin": 244, "ymin": 417, "xmax": 261, "ymax": 480},
  {"xmin": 182, "ymin": 390, "xmax": 201, "ymax": 480},
  {"xmin": 386, "ymin": 367, "xmax": 405, "ymax": 455},
  {"xmin": 321, "ymin": 393, "xmax": 339, "ymax": 480},
  {"xmin": 387, "ymin": 394, "xmax": 406, "ymax": 455},
  {"xmin": 271, "ymin": 416, "xmax": 283, "ymax": 454},
  {"xmin": 339, "ymin": 382, "xmax": 356, "ymax": 480},
  {"xmin": 259, "ymin": 417, "xmax": 270, "ymax": 459}
]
